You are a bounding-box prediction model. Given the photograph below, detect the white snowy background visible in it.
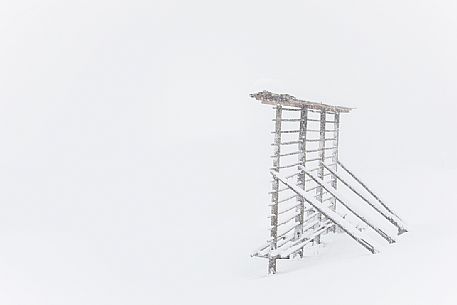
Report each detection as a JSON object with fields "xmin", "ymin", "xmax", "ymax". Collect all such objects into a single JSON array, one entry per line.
[{"xmin": 0, "ymin": 0, "xmax": 456, "ymax": 304}]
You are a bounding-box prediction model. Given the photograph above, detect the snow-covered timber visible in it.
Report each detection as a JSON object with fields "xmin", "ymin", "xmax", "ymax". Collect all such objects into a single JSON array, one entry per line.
[
  {"xmin": 269, "ymin": 106, "xmax": 282, "ymax": 274},
  {"xmin": 250, "ymin": 90, "xmax": 407, "ymax": 275},
  {"xmin": 321, "ymin": 162, "xmax": 408, "ymax": 234},
  {"xmin": 337, "ymin": 160, "xmax": 404, "ymax": 222},
  {"xmin": 314, "ymin": 110, "xmax": 326, "ymax": 244},
  {"xmin": 300, "ymin": 165, "xmax": 396, "ymax": 244},
  {"xmin": 250, "ymin": 91, "xmax": 353, "ymax": 113},
  {"xmin": 271, "ymin": 170, "xmax": 380, "ymax": 254},
  {"xmin": 294, "ymin": 107, "xmax": 307, "ymax": 258},
  {"xmin": 330, "ymin": 113, "xmax": 340, "ymax": 214}
]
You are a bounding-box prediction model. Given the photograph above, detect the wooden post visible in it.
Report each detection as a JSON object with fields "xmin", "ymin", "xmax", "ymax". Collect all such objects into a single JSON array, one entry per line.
[
  {"xmin": 269, "ymin": 106, "xmax": 282, "ymax": 274},
  {"xmin": 295, "ymin": 107, "xmax": 308, "ymax": 257},
  {"xmin": 315, "ymin": 110, "xmax": 326, "ymax": 244},
  {"xmin": 329, "ymin": 112, "xmax": 340, "ymax": 232},
  {"xmin": 331, "ymin": 112, "xmax": 340, "ymax": 211}
]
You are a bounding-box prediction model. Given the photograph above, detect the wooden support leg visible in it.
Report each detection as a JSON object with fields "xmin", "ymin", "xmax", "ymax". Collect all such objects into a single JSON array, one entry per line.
[
  {"xmin": 269, "ymin": 106, "xmax": 282, "ymax": 274},
  {"xmin": 295, "ymin": 107, "xmax": 308, "ymax": 258},
  {"xmin": 315, "ymin": 110, "xmax": 326, "ymax": 244},
  {"xmin": 330, "ymin": 112, "xmax": 340, "ymax": 232}
]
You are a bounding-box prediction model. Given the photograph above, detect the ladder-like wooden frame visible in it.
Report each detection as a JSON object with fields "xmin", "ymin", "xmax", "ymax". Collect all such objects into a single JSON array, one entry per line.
[{"xmin": 250, "ymin": 91, "xmax": 407, "ymax": 274}]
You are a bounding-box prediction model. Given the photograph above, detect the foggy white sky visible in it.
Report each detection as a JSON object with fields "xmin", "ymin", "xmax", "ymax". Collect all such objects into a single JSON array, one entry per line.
[{"xmin": 1, "ymin": 0, "xmax": 456, "ymax": 172}]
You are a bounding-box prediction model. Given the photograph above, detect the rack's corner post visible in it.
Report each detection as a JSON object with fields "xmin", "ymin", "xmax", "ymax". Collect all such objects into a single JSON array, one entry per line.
[{"xmin": 269, "ymin": 106, "xmax": 282, "ymax": 274}]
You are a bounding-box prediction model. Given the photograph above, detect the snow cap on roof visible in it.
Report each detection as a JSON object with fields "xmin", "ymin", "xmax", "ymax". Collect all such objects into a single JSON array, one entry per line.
[{"xmin": 250, "ymin": 90, "xmax": 353, "ymax": 113}]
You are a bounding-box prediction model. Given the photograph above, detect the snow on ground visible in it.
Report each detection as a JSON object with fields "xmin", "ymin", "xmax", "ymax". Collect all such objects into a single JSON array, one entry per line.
[
  {"xmin": 1, "ymin": 138, "xmax": 455, "ymax": 305},
  {"xmin": 150, "ymin": 141, "xmax": 457, "ymax": 305}
]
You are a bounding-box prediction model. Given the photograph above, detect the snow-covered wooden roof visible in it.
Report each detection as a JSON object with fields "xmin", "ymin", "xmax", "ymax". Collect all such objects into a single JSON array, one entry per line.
[{"xmin": 250, "ymin": 91, "xmax": 353, "ymax": 113}]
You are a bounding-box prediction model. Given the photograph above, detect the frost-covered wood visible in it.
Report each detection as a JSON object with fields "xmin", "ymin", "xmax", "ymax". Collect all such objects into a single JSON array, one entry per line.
[
  {"xmin": 330, "ymin": 112, "xmax": 340, "ymax": 212},
  {"xmin": 250, "ymin": 91, "xmax": 407, "ymax": 274},
  {"xmin": 321, "ymin": 163, "xmax": 408, "ymax": 234},
  {"xmin": 314, "ymin": 110, "xmax": 327, "ymax": 244},
  {"xmin": 294, "ymin": 107, "xmax": 308, "ymax": 258},
  {"xmin": 279, "ymin": 221, "xmax": 334, "ymax": 258},
  {"xmin": 337, "ymin": 160, "xmax": 406, "ymax": 231},
  {"xmin": 268, "ymin": 106, "xmax": 282, "ymax": 274},
  {"xmin": 300, "ymin": 165, "xmax": 396, "ymax": 244},
  {"xmin": 270, "ymin": 170, "xmax": 381, "ymax": 254},
  {"xmin": 250, "ymin": 91, "xmax": 353, "ymax": 113}
]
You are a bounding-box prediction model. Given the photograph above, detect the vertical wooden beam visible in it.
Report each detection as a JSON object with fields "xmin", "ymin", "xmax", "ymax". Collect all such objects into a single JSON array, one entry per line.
[
  {"xmin": 295, "ymin": 107, "xmax": 308, "ymax": 258},
  {"xmin": 269, "ymin": 106, "xmax": 282, "ymax": 274},
  {"xmin": 330, "ymin": 112, "xmax": 340, "ymax": 232},
  {"xmin": 315, "ymin": 110, "xmax": 326, "ymax": 244},
  {"xmin": 330, "ymin": 112, "xmax": 340, "ymax": 211}
]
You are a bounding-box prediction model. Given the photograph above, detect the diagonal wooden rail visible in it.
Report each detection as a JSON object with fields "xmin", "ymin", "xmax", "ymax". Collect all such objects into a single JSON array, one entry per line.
[
  {"xmin": 270, "ymin": 170, "xmax": 380, "ymax": 254},
  {"xmin": 299, "ymin": 165, "xmax": 396, "ymax": 244},
  {"xmin": 337, "ymin": 161, "xmax": 405, "ymax": 224},
  {"xmin": 321, "ymin": 162, "xmax": 408, "ymax": 235}
]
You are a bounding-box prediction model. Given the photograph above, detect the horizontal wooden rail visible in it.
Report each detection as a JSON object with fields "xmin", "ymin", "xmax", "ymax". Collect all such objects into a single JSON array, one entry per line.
[
  {"xmin": 269, "ymin": 186, "xmax": 292, "ymax": 194},
  {"xmin": 272, "ymin": 118, "xmax": 303, "ymax": 122},
  {"xmin": 271, "ymin": 140, "xmax": 302, "ymax": 146},
  {"xmin": 269, "ymin": 194, "xmax": 297, "ymax": 206},
  {"xmin": 278, "ymin": 203, "xmax": 301, "ymax": 215},
  {"xmin": 307, "ymin": 109, "xmax": 337, "ymax": 114},
  {"xmin": 271, "ymin": 151, "xmax": 301, "ymax": 158},
  {"xmin": 279, "ymin": 107, "xmax": 302, "ymax": 111},
  {"xmin": 285, "ymin": 172, "xmax": 300, "ymax": 179},
  {"xmin": 306, "ymin": 146, "xmax": 337, "ymax": 153},
  {"xmin": 278, "ymin": 194, "xmax": 298, "ymax": 203},
  {"xmin": 305, "ymin": 157, "xmax": 322, "ymax": 163},
  {"xmin": 277, "ymin": 222, "xmax": 303, "ymax": 239},
  {"xmin": 305, "ymin": 172, "xmax": 332, "ymax": 183},
  {"xmin": 272, "ymin": 162, "xmax": 302, "ymax": 170},
  {"xmin": 277, "ymin": 212, "xmax": 303, "ymax": 226},
  {"xmin": 271, "ymin": 130, "xmax": 300, "ymax": 134},
  {"xmin": 306, "ymin": 137, "xmax": 337, "ymax": 142},
  {"xmin": 307, "ymin": 129, "xmax": 337, "ymax": 133},
  {"xmin": 271, "ymin": 218, "xmax": 325, "ymax": 257},
  {"xmin": 278, "ymin": 221, "xmax": 334, "ymax": 258}
]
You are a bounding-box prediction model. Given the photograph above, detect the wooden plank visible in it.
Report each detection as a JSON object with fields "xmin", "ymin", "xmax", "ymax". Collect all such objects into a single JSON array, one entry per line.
[{"xmin": 250, "ymin": 91, "xmax": 353, "ymax": 113}]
